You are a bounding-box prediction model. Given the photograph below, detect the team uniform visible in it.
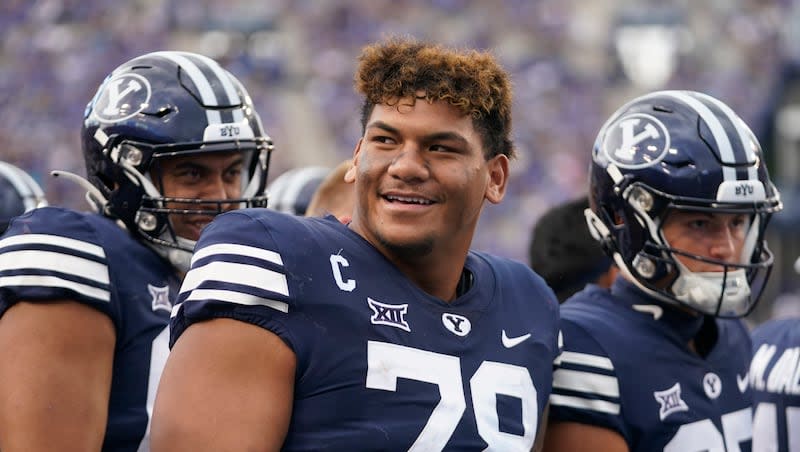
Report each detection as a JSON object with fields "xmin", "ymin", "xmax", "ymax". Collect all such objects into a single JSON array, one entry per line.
[
  {"xmin": 0, "ymin": 207, "xmax": 179, "ymax": 451},
  {"xmin": 549, "ymin": 279, "xmax": 753, "ymax": 451},
  {"xmin": 170, "ymin": 210, "xmax": 561, "ymax": 451},
  {"xmin": 750, "ymin": 318, "xmax": 800, "ymax": 451}
]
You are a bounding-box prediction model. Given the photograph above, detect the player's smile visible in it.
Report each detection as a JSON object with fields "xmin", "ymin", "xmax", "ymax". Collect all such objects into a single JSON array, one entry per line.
[
  {"xmin": 380, "ymin": 190, "xmax": 437, "ymax": 214},
  {"xmin": 179, "ymin": 217, "xmax": 214, "ymax": 241}
]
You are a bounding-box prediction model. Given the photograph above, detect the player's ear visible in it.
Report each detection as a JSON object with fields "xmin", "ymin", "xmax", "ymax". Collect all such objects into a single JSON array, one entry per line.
[
  {"xmin": 485, "ymin": 154, "xmax": 509, "ymax": 204},
  {"xmin": 345, "ymin": 139, "xmax": 362, "ymax": 184}
]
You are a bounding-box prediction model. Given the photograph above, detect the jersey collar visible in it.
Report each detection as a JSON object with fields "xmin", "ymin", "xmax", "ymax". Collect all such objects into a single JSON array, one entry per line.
[{"xmin": 611, "ymin": 277, "xmax": 705, "ymax": 344}]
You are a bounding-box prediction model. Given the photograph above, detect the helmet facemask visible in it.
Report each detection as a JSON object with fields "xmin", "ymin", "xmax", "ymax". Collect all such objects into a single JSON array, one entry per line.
[
  {"xmin": 607, "ymin": 181, "xmax": 775, "ymax": 318},
  {"xmin": 105, "ymin": 135, "xmax": 271, "ymax": 270}
]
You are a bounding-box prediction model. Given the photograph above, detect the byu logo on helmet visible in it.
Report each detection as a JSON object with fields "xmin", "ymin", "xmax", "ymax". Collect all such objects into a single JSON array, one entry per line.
[
  {"xmin": 602, "ymin": 113, "xmax": 670, "ymax": 169},
  {"xmin": 94, "ymin": 73, "xmax": 152, "ymax": 123}
]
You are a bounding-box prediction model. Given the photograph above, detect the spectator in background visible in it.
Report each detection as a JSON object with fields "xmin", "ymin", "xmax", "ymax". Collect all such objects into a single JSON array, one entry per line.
[
  {"xmin": 152, "ymin": 36, "xmax": 560, "ymax": 451},
  {"xmin": 0, "ymin": 161, "xmax": 47, "ymax": 233},
  {"xmin": 267, "ymin": 165, "xmax": 330, "ymax": 216},
  {"xmin": 0, "ymin": 51, "xmax": 273, "ymax": 451},
  {"xmin": 306, "ymin": 158, "xmax": 355, "ymax": 223},
  {"xmin": 749, "ymin": 256, "xmax": 800, "ymax": 452},
  {"xmin": 528, "ymin": 195, "xmax": 617, "ymax": 302}
]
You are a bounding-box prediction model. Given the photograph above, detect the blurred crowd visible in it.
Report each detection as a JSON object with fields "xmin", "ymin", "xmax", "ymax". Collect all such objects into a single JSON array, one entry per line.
[{"xmin": 0, "ymin": 0, "xmax": 794, "ymax": 268}]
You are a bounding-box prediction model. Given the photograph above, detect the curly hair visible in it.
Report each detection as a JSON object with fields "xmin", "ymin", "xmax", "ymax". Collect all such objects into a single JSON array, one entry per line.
[{"xmin": 354, "ymin": 36, "xmax": 515, "ymax": 159}]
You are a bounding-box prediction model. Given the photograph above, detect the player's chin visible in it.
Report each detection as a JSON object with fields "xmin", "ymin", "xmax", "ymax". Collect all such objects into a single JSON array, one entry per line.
[{"xmin": 377, "ymin": 228, "xmax": 435, "ymax": 258}]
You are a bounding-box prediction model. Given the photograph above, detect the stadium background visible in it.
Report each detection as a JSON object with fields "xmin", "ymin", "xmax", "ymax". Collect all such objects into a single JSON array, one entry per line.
[{"xmin": 2, "ymin": 0, "xmax": 799, "ymax": 324}]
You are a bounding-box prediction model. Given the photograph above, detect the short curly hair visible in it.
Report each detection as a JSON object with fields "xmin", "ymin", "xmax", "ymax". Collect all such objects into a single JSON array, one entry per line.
[{"xmin": 354, "ymin": 36, "xmax": 514, "ymax": 159}]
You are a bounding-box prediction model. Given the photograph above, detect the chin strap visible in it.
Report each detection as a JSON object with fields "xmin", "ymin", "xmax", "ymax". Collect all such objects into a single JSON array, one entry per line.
[
  {"xmin": 670, "ymin": 259, "xmax": 751, "ymax": 316},
  {"xmin": 51, "ymin": 169, "xmax": 193, "ymax": 274},
  {"xmin": 50, "ymin": 170, "xmax": 108, "ymax": 213},
  {"xmin": 145, "ymin": 239, "xmax": 193, "ymax": 274}
]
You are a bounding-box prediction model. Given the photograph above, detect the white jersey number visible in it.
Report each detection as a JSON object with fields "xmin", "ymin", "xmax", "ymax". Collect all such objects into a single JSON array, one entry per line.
[
  {"xmin": 366, "ymin": 341, "xmax": 538, "ymax": 451},
  {"xmin": 663, "ymin": 407, "xmax": 751, "ymax": 452},
  {"xmin": 753, "ymin": 402, "xmax": 800, "ymax": 451},
  {"xmin": 136, "ymin": 325, "xmax": 170, "ymax": 452}
]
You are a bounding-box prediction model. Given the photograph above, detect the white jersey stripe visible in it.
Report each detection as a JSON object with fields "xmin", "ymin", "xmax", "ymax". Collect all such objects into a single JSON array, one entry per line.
[
  {"xmin": 185, "ymin": 52, "xmax": 244, "ymax": 122},
  {"xmin": 0, "ymin": 250, "xmax": 110, "ymax": 284},
  {"xmin": 151, "ymin": 52, "xmax": 221, "ymax": 124},
  {"xmin": 191, "ymin": 243, "xmax": 283, "ymax": 267},
  {"xmin": 553, "ymin": 368, "xmax": 620, "ymax": 398},
  {"xmin": 180, "ymin": 261, "xmax": 289, "ymax": 296},
  {"xmin": 0, "ymin": 233, "xmax": 105, "ymax": 258},
  {"xmin": 182, "ymin": 289, "xmax": 289, "ymax": 313},
  {"xmin": 0, "ymin": 275, "xmax": 110, "ymax": 302},
  {"xmin": 549, "ymin": 394, "xmax": 620, "ymax": 415},
  {"xmin": 553, "ymin": 351, "xmax": 615, "ymax": 370},
  {"xmin": 663, "ymin": 91, "xmax": 737, "ymax": 181}
]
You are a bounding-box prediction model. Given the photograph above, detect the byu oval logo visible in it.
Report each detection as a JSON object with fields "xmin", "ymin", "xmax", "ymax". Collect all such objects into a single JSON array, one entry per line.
[
  {"xmin": 703, "ymin": 372, "xmax": 722, "ymax": 399},
  {"xmin": 93, "ymin": 73, "xmax": 152, "ymax": 123},
  {"xmin": 442, "ymin": 313, "xmax": 471, "ymax": 337},
  {"xmin": 602, "ymin": 113, "xmax": 670, "ymax": 169}
]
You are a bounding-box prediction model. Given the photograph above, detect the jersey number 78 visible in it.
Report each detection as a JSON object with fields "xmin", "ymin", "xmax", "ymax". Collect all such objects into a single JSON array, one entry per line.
[{"xmin": 366, "ymin": 341, "xmax": 538, "ymax": 451}]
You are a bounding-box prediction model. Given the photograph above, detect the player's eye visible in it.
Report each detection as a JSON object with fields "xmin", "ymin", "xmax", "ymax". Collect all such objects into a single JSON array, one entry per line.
[
  {"xmin": 686, "ymin": 217, "xmax": 709, "ymax": 230},
  {"xmin": 371, "ymin": 135, "xmax": 396, "ymax": 144},
  {"xmin": 224, "ymin": 166, "xmax": 243, "ymax": 182},
  {"xmin": 179, "ymin": 167, "xmax": 203, "ymax": 180}
]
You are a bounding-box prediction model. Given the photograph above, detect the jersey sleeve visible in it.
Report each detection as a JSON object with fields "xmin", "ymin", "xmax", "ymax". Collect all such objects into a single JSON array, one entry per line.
[
  {"xmin": 170, "ymin": 209, "xmax": 295, "ymax": 349},
  {"xmin": 0, "ymin": 207, "xmax": 113, "ymax": 317},
  {"xmin": 548, "ymin": 315, "xmax": 628, "ymax": 439}
]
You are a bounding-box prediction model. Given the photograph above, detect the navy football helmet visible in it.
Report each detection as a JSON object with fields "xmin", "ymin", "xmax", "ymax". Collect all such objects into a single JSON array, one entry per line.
[
  {"xmin": 0, "ymin": 161, "xmax": 48, "ymax": 233},
  {"xmin": 76, "ymin": 51, "xmax": 273, "ymax": 271},
  {"xmin": 585, "ymin": 90, "xmax": 782, "ymax": 317}
]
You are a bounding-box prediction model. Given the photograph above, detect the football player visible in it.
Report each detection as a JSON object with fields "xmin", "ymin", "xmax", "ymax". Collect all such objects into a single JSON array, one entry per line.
[
  {"xmin": 0, "ymin": 161, "xmax": 47, "ymax": 233},
  {"xmin": 544, "ymin": 90, "xmax": 782, "ymax": 451},
  {"xmin": 750, "ymin": 262, "xmax": 800, "ymax": 451},
  {"xmin": 152, "ymin": 37, "xmax": 561, "ymax": 451},
  {"xmin": 0, "ymin": 51, "xmax": 273, "ymax": 451}
]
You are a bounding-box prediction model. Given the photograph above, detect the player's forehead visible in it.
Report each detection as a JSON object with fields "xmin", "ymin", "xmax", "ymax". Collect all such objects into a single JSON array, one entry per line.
[
  {"xmin": 367, "ymin": 99, "xmax": 478, "ymax": 146},
  {"xmin": 664, "ymin": 209, "xmax": 748, "ymax": 223}
]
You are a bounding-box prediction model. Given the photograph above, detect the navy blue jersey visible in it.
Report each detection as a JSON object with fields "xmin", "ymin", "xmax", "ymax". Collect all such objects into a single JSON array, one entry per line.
[
  {"xmin": 550, "ymin": 279, "xmax": 753, "ymax": 451},
  {"xmin": 750, "ymin": 317, "xmax": 800, "ymax": 451},
  {"xmin": 0, "ymin": 207, "xmax": 179, "ymax": 451},
  {"xmin": 171, "ymin": 210, "xmax": 561, "ymax": 451}
]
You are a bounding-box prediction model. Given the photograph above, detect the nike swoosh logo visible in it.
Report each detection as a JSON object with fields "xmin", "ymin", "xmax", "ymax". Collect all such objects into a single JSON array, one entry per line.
[
  {"xmin": 737, "ymin": 373, "xmax": 749, "ymax": 393},
  {"xmin": 632, "ymin": 304, "xmax": 663, "ymax": 320},
  {"xmin": 502, "ymin": 330, "xmax": 531, "ymax": 348}
]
